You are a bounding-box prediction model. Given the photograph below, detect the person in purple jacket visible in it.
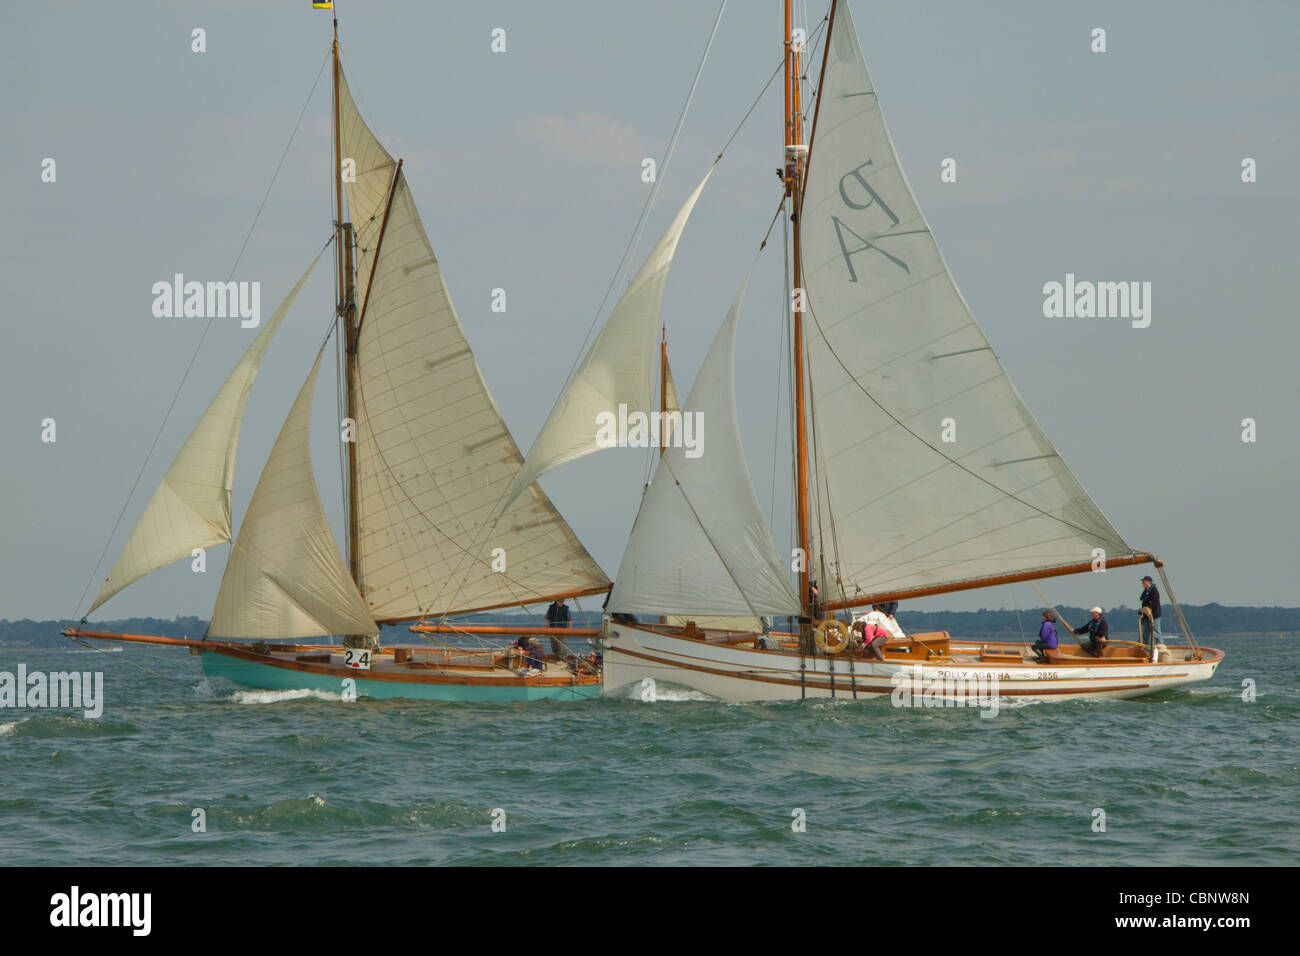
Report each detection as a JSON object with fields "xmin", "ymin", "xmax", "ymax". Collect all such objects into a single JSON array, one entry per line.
[{"xmin": 1031, "ymin": 610, "xmax": 1058, "ymax": 663}]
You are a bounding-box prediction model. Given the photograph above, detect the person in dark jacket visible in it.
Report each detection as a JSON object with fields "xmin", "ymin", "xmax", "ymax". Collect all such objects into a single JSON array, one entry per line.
[
  {"xmin": 546, "ymin": 599, "xmax": 572, "ymax": 658},
  {"xmin": 1031, "ymin": 610, "xmax": 1058, "ymax": 663},
  {"xmin": 1071, "ymin": 607, "xmax": 1109, "ymax": 657},
  {"xmin": 1139, "ymin": 575, "xmax": 1162, "ymax": 660}
]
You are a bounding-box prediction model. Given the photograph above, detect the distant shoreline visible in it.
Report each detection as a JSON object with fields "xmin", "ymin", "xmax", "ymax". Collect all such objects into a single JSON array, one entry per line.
[{"xmin": 3, "ymin": 607, "xmax": 1296, "ymax": 648}]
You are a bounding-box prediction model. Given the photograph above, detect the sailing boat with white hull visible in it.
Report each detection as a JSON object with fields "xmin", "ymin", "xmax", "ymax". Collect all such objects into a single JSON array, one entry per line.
[
  {"xmin": 532, "ymin": 0, "xmax": 1224, "ymax": 703},
  {"xmin": 66, "ymin": 16, "xmax": 614, "ymax": 702}
]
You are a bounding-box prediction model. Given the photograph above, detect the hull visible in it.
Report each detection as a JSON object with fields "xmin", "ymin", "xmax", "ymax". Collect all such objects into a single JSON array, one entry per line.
[
  {"xmin": 200, "ymin": 644, "xmax": 601, "ymax": 702},
  {"xmin": 65, "ymin": 629, "xmax": 602, "ymax": 703},
  {"xmin": 600, "ymin": 621, "xmax": 1223, "ymax": 704}
]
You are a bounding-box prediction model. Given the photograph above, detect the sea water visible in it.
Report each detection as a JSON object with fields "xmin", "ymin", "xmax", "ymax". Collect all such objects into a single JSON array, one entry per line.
[{"xmin": 0, "ymin": 635, "xmax": 1294, "ymax": 865}]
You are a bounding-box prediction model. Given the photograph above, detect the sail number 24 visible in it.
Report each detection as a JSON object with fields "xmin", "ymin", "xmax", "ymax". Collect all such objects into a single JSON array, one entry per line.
[{"xmin": 344, "ymin": 648, "xmax": 373, "ymax": 671}]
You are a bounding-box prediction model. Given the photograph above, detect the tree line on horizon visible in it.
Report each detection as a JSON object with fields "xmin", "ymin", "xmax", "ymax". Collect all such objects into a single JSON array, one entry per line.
[{"xmin": 1, "ymin": 602, "xmax": 1296, "ymax": 647}]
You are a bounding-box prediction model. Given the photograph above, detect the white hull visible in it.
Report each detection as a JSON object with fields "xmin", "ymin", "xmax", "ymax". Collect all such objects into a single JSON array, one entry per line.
[{"xmin": 600, "ymin": 621, "xmax": 1223, "ymax": 704}]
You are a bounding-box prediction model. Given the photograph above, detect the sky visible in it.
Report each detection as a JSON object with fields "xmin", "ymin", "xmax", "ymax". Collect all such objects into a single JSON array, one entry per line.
[{"xmin": 2, "ymin": 0, "xmax": 1297, "ymax": 624}]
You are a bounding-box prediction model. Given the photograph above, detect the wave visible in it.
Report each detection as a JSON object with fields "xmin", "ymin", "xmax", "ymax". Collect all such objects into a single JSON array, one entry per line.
[
  {"xmin": 0, "ymin": 716, "xmax": 137, "ymax": 738},
  {"xmin": 227, "ymin": 688, "xmax": 343, "ymax": 705},
  {"xmin": 621, "ymin": 684, "xmax": 715, "ymax": 703}
]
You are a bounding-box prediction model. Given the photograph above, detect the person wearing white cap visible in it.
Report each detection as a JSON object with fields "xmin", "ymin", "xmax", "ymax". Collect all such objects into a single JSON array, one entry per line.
[{"xmin": 1069, "ymin": 606, "xmax": 1110, "ymax": 657}]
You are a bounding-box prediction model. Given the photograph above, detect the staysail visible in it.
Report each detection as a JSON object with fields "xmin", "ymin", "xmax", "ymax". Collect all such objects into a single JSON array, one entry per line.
[
  {"xmin": 90, "ymin": 258, "xmax": 321, "ymax": 612},
  {"xmin": 610, "ymin": 273, "xmax": 801, "ymax": 617},
  {"xmin": 799, "ymin": 1, "xmax": 1130, "ymax": 601},
  {"xmin": 349, "ymin": 170, "xmax": 609, "ymax": 620},
  {"xmin": 501, "ymin": 170, "xmax": 714, "ymax": 512},
  {"xmin": 208, "ymin": 348, "xmax": 376, "ymax": 639}
]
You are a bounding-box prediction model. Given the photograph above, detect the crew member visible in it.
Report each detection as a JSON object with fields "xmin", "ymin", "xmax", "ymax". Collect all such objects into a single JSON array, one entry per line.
[
  {"xmin": 1139, "ymin": 575, "xmax": 1162, "ymax": 662},
  {"xmin": 546, "ymin": 598, "xmax": 571, "ymax": 658},
  {"xmin": 1071, "ymin": 606, "xmax": 1110, "ymax": 658}
]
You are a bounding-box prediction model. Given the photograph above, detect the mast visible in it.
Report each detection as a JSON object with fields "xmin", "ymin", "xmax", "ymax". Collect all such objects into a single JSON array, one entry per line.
[
  {"xmin": 659, "ymin": 328, "xmax": 668, "ymax": 458},
  {"xmin": 786, "ymin": 0, "xmax": 812, "ymax": 618},
  {"xmin": 333, "ymin": 18, "xmax": 372, "ymax": 646},
  {"xmin": 659, "ymin": 327, "xmax": 668, "ymax": 626}
]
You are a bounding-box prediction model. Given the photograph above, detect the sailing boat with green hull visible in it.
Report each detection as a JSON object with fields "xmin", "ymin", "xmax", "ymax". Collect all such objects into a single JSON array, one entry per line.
[{"xmin": 67, "ymin": 16, "xmax": 617, "ymax": 702}]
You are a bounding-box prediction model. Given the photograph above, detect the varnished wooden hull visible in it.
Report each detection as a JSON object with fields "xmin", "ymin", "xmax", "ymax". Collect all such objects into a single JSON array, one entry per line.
[
  {"xmin": 62, "ymin": 629, "xmax": 601, "ymax": 703},
  {"xmin": 198, "ymin": 643, "xmax": 601, "ymax": 702},
  {"xmin": 600, "ymin": 621, "xmax": 1224, "ymax": 704}
]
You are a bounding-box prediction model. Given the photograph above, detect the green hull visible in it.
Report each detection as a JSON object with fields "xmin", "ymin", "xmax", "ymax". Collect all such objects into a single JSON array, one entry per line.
[{"xmin": 200, "ymin": 650, "xmax": 601, "ymax": 703}]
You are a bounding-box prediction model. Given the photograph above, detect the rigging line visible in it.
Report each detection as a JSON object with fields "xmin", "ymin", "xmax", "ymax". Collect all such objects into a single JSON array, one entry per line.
[
  {"xmin": 796, "ymin": 279, "xmax": 1129, "ymax": 550},
  {"xmin": 1010, "ymin": 583, "xmax": 1025, "ymax": 642},
  {"xmin": 784, "ymin": 209, "xmax": 798, "ymax": 584},
  {"xmin": 642, "ymin": 453, "xmax": 764, "ymax": 621},
  {"xmin": 768, "ymin": 198, "xmax": 789, "ymax": 531},
  {"xmin": 72, "ymin": 50, "xmax": 333, "ymax": 621},
  {"xmin": 456, "ymin": 2, "xmax": 733, "ymax": 592},
  {"xmin": 349, "ymin": 372, "xmax": 543, "ymax": 619},
  {"xmin": 714, "ymin": 7, "xmax": 829, "ymax": 162},
  {"xmin": 1156, "ymin": 563, "xmax": 1200, "ymax": 657},
  {"xmin": 334, "ymin": 309, "xmax": 348, "ymax": 538},
  {"xmin": 68, "ymin": 636, "xmax": 198, "ymax": 686},
  {"xmin": 1029, "ymin": 580, "xmax": 1074, "ymax": 635},
  {"xmin": 810, "ymin": 362, "xmax": 840, "ymax": 610},
  {"xmin": 550, "ymin": 0, "xmax": 728, "ymax": 401},
  {"xmin": 617, "ymin": 0, "xmax": 727, "ymax": 293}
]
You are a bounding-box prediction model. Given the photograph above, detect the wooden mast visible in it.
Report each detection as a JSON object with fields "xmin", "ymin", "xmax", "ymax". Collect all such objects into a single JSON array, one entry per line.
[
  {"xmin": 659, "ymin": 327, "xmax": 668, "ymax": 625},
  {"xmin": 332, "ymin": 19, "xmax": 344, "ymax": 327},
  {"xmin": 333, "ymin": 18, "xmax": 371, "ymax": 648},
  {"xmin": 786, "ymin": 0, "xmax": 812, "ymax": 619}
]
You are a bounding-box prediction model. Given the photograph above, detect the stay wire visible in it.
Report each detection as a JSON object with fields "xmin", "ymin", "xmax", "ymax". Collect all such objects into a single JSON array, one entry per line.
[
  {"xmin": 435, "ymin": 2, "xmax": 733, "ymax": 621},
  {"xmin": 73, "ymin": 50, "xmax": 333, "ymax": 622}
]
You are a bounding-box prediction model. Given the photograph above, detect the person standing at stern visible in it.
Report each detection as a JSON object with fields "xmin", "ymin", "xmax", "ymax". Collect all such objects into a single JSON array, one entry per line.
[
  {"xmin": 546, "ymin": 598, "xmax": 572, "ymax": 658},
  {"xmin": 1139, "ymin": 575, "xmax": 1162, "ymax": 662}
]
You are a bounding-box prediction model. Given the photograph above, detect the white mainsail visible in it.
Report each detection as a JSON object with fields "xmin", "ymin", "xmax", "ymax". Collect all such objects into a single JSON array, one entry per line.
[
  {"xmin": 609, "ymin": 274, "xmax": 801, "ymax": 618},
  {"xmin": 338, "ymin": 66, "xmax": 397, "ymax": 321},
  {"xmin": 501, "ymin": 169, "xmax": 714, "ymax": 512},
  {"xmin": 90, "ymin": 258, "xmax": 320, "ymax": 612},
  {"xmin": 799, "ymin": 1, "xmax": 1130, "ymax": 601},
  {"xmin": 208, "ymin": 349, "xmax": 376, "ymax": 639},
  {"xmin": 351, "ymin": 171, "xmax": 609, "ymax": 620}
]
